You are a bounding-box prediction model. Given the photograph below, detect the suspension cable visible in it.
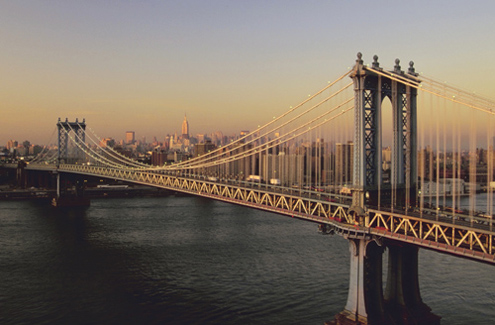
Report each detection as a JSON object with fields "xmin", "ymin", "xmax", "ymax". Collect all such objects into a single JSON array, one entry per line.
[
  {"xmin": 174, "ymin": 98, "xmax": 354, "ymax": 170},
  {"xmin": 168, "ymin": 70, "xmax": 352, "ymax": 168},
  {"xmin": 364, "ymin": 66, "xmax": 495, "ymax": 115},
  {"xmin": 64, "ymin": 124, "xmax": 133, "ymax": 169},
  {"xmin": 170, "ymin": 81, "xmax": 353, "ymax": 170},
  {"xmin": 85, "ymin": 125, "xmax": 150, "ymax": 168}
]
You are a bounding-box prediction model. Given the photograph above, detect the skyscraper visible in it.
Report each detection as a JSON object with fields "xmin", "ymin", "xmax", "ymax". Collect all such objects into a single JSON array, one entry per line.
[
  {"xmin": 6, "ymin": 140, "xmax": 18, "ymax": 150},
  {"xmin": 125, "ymin": 131, "xmax": 135, "ymax": 145},
  {"xmin": 335, "ymin": 142, "xmax": 354, "ymax": 185},
  {"xmin": 181, "ymin": 115, "xmax": 189, "ymax": 140}
]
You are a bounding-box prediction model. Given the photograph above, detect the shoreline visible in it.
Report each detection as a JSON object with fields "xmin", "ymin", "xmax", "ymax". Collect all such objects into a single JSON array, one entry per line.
[{"xmin": 0, "ymin": 186, "xmax": 174, "ymax": 201}]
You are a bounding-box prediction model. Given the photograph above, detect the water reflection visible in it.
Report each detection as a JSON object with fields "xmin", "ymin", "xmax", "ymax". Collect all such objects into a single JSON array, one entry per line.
[{"xmin": 1, "ymin": 197, "xmax": 494, "ymax": 324}]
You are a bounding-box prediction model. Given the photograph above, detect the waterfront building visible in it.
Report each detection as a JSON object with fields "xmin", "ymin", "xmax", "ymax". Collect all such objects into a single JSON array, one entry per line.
[{"xmin": 420, "ymin": 178, "xmax": 465, "ymax": 196}]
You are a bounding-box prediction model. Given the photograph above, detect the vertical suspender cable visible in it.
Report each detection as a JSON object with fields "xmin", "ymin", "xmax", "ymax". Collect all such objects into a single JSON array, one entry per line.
[
  {"xmin": 418, "ymin": 90, "xmax": 424, "ymax": 216},
  {"xmin": 451, "ymin": 101, "xmax": 457, "ymax": 217},
  {"xmin": 469, "ymin": 111, "xmax": 476, "ymax": 221},
  {"xmin": 435, "ymin": 94, "xmax": 440, "ymax": 217}
]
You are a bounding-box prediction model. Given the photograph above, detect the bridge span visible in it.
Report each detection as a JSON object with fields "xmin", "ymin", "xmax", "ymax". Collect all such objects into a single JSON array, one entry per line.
[{"xmin": 14, "ymin": 162, "xmax": 495, "ymax": 266}]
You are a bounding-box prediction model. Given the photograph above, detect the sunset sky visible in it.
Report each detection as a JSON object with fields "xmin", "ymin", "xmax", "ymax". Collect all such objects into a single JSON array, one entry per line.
[{"xmin": 2, "ymin": 1, "xmax": 495, "ymax": 145}]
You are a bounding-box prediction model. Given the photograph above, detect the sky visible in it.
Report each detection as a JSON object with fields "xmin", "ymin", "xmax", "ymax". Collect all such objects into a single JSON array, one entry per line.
[{"xmin": 2, "ymin": 0, "xmax": 495, "ymax": 145}]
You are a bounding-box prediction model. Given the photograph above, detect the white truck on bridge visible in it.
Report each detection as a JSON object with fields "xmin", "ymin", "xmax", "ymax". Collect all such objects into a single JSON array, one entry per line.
[{"xmin": 246, "ymin": 175, "xmax": 262, "ymax": 182}]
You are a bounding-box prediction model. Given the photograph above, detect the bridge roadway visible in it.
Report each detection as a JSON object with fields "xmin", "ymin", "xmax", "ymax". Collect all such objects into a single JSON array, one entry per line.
[{"xmin": 9, "ymin": 162, "xmax": 495, "ymax": 265}]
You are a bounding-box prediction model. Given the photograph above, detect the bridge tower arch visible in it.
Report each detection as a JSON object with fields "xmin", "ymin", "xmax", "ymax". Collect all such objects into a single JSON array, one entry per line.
[
  {"xmin": 57, "ymin": 118, "xmax": 86, "ymax": 167},
  {"xmin": 350, "ymin": 53, "xmax": 418, "ymax": 209},
  {"xmin": 54, "ymin": 118, "xmax": 90, "ymax": 207}
]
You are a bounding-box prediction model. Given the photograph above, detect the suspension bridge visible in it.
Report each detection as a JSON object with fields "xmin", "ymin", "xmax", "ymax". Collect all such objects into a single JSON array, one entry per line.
[{"xmin": 3, "ymin": 53, "xmax": 495, "ymax": 324}]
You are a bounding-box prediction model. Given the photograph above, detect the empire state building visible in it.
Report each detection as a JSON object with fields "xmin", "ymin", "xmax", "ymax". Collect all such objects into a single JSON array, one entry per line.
[{"xmin": 181, "ymin": 114, "xmax": 189, "ymax": 140}]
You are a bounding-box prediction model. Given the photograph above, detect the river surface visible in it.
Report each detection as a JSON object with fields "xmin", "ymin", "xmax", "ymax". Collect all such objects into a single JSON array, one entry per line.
[{"xmin": 1, "ymin": 195, "xmax": 494, "ymax": 324}]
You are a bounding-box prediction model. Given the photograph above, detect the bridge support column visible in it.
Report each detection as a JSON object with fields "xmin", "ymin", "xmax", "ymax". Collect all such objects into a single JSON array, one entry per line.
[
  {"xmin": 16, "ymin": 161, "xmax": 27, "ymax": 188},
  {"xmin": 384, "ymin": 243, "xmax": 440, "ymax": 324},
  {"xmin": 51, "ymin": 173, "xmax": 90, "ymax": 207},
  {"xmin": 330, "ymin": 240, "xmax": 440, "ymax": 325},
  {"xmin": 333, "ymin": 238, "xmax": 388, "ymax": 325},
  {"xmin": 56, "ymin": 172, "xmax": 61, "ymax": 198}
]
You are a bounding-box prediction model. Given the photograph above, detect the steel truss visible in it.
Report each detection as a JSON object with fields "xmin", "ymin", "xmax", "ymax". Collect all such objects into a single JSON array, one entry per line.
[
  {"xmin": 34, "ymin": 163, "xmax": 494, "ymax": 264},
  {"xmin": 57, "ymin": 118, "xmax": 86, "ymax": 166},
  {"xmin": 367, "ymin": 210, "xmax": 494, "ymax": 263},
  {"xmin": 351, "ymin": 55, "xmax": 418, "ymax": 209}
]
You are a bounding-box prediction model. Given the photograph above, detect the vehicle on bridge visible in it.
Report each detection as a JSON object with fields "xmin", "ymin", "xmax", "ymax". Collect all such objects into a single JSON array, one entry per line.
[
  {"xmin": 340, "ymin": 187, "xmax": 352, "ymax": 196},
  {"xmin": 246, "ymin": 175, "xmax": 262, "ymax": 182}
]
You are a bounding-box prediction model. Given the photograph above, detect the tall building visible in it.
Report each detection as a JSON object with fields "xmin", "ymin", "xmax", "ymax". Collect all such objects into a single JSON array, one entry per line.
[
  {"xmin": 100, "ymin": 138, "xmax": 116, "ymax": 148},
  {"xmin": 194, "ymin": 140, "xmax": 216, "ymax": 157},
  {"xmin": 335, "ymin": 142, "xmax": 354, "ymax": 185},
  {"xmin": 181, "ymin": 115, "xmax": 189, "ymax": 139},
  {"xmin": 6, "ymin": 140, "xmax": 18, "ymax": 150},
  {"xmin": 125, "ymin": 131, "xmax": 135, "ymax": 145},
  {"xmin": 418, "ymin": 145, "xmax": 434, "ymax": 181},
  {"xmin": 151, "ymin": 149, "xmax": 168, "ymax": 166},
  {"xmin": 382, "ymin": 146, "xmax": 392, "ymax": 171},
  {"xmin": 196, "ymin": 134, "xmax": 206, "ymax": 143}
]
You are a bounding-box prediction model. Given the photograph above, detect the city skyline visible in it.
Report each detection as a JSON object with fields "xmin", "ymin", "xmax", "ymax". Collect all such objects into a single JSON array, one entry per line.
[
  {"xmin": 2, "ymin": 1, "xmax": 495, "ymax": 145},
  {"xmin": 3, "ymin": 113, "xmax": 239, "ymax": 148}
]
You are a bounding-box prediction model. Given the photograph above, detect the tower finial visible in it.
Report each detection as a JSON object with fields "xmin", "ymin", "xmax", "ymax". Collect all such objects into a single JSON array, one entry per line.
[
  {"xmin": 394, "ymin": 58, "xmax": 402, "ymax": 73},
  {"xmin": 408, "ymin": 61, "xmax": 417, "ymax": 75},
  {"xmin": 372, "ymin": 55, "xmax": 379, "ymax": 69},
  {"xmin": 356, "ymin": 52, "xmax": 363, "ymax": 65}
]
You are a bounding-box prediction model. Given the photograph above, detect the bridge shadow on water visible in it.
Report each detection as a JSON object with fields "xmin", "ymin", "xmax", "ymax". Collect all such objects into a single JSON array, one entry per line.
[{"xmin": 0, "ymin": 196, "xmax": 352, "ymax": 325}]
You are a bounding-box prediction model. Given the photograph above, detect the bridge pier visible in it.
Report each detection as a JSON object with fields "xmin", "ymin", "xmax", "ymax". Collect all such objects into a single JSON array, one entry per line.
[
  {"xmin": 332, "ymin": 238, "xmax": 389, "ymax": 325},
  {"xmin": 52, "ymin": 172, "xmax": 90, "ymax": 207},
  {"xmin": 16, "ymin": 161, "xmax": 27, "ymax": 188},
  {"xmin": 330, "ymin": 239, "xmax": 440, "ymax": 325},
  {"xmin": 384, "ymin": 243, "xmax": 440, "ymax": 325}
]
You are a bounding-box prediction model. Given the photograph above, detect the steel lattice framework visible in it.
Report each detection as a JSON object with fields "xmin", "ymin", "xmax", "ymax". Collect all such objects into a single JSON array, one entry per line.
[
  {"xmin": 350, "ymin": 54, "xmax": 418, "ymax": 209},
  {"xmin": 20, "ymin": 162, "xmax": 494, "ymax": 264},
  {"xmin": 57, "ymin": 118, "xmax": 86, "ymax": 166}
]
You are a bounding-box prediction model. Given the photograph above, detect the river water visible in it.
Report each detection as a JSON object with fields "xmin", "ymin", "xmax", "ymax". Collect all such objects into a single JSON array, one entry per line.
[{"xmin": 1, "ymin": 195, "xmax": 494, "ymax": 324}]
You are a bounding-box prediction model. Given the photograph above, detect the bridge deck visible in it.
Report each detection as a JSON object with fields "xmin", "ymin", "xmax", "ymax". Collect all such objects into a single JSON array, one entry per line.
[{"xmin": 6, "ymin": 163, "xmax": 493, "ymax": 264}]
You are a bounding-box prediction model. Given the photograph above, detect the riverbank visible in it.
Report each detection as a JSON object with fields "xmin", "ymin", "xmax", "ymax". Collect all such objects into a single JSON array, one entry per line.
[{"xmin": 0, "ymin": 186, "xmax": 174, "ymax": 201}]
